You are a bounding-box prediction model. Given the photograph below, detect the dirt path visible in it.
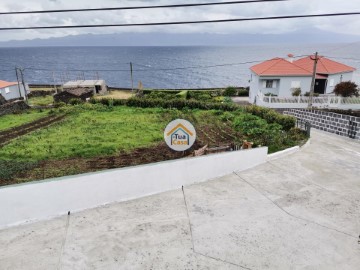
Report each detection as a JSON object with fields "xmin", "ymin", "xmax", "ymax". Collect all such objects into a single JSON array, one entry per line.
[{"xmin": 0, "ymin": 115, "xmax": 66, "ymax": 147}]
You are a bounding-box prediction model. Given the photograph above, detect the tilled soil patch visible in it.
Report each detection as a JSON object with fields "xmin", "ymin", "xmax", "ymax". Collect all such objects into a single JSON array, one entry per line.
[{"xmin": 0, "ymin": 115, "xmax": 65, "ymax": 147}]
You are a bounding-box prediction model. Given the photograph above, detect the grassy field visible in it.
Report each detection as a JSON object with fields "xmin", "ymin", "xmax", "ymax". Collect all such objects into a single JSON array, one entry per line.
[
  {"xmin": 29, "ymin": 87, "xmax": 56, "ymax": 91},
  {"xmin": 0, "ymin": 106, "xmax": 172, "ymax": 161},
  {"xmin": 28, "ymin": 95, "xmax": 54, "ymax": 106},
  {"xmin": 96, "ymin": 90, "xmax": 134, "ymax": 100},
  {"xmin": 0, "ymin": 110, "xmax": 49, "ymax": 132},
  {"xmin": 0, "ymin": 103, "xmax": 307, "ymax": 185}
]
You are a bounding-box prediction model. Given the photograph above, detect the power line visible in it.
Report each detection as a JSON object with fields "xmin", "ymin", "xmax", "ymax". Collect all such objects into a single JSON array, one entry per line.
[
  {"xmin": 1, "ymin": 12, "xmax": 359, "ymax": 31},
  {"xmin": 22, "ymin": 54, "xmax": 310, "ymax": 73},
  {"xmin": 23, "ymin": 60, "xmax": 266, "ymax": 73},
  {"xmin": 0, "ymin": 1, "xmax": 288, "ymax": 15},
  {"xmin": 323, "ymin": 55, "xmax": 360, "ymax": 62}
]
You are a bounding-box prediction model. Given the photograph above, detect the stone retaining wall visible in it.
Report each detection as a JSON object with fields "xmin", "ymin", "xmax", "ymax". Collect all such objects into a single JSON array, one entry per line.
[
  {"xmin": 0, "ymin": 101, "xmax": 30, "ymax": 116},
  {"xmin": 284, "ymin": 109, "xmax": 360, "ymax": 140}
]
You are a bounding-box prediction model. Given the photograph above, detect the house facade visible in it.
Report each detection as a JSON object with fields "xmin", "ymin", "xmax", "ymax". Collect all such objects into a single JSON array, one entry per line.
[
  {"xmin": 249, "ymin": 55, "xmax": 356, "ymax": 104},
  {"xmin": 0, "ymin": 80, "xmax": 29, "ymax": 101}
]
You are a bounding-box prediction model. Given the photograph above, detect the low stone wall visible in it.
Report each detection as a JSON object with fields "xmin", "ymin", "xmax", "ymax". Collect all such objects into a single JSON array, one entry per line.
[
  {"xmin": 0, "ymin": 101, "xmax": 30, "ymax": 116},
  {"xmin": 28, "ymin": 90, "xmax": 55, "ymax": 98},
  {"xmin": 284, "ymin": 109, "xmax": 360, "ymax": 140}
]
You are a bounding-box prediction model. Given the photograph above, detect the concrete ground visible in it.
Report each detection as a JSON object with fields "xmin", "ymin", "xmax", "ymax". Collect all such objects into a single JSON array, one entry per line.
[{"xmin": 1, "ymin": 130, "xmax": 359, "ymax": 270}]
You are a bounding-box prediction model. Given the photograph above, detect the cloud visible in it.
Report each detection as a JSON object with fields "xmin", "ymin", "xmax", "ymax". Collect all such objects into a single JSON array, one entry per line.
[{"xmin": 0, "ymin": 0, "xmax": 359, "ymax": 42}]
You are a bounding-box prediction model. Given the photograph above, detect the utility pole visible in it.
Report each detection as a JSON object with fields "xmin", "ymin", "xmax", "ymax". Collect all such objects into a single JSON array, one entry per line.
[
  {"xmin": 15, "ymin": 67, "xmax": 22, "ymax": 98},
  {"xmin": 52, "ymin": 71, "xmax": 57, "ymax": 94},
  {"xmin": 19, "ymin": 67, "xmax": 28, "ymax": 103},
  {"xmin": 130, "ymin": 62, "xmax": 134, "ymax": 93},
  {"xmin": 308, "ymin": 52, "xmax": 319, "ymax": 108}
]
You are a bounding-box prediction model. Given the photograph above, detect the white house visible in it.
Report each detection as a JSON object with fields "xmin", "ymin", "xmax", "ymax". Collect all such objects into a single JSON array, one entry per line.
[
  {"xmin": 0, "ymin": 80, "xmax": 29, "ymax": 101},
  {"xmin": 249, "ymin": 55, "xmax": 356, "ymax": 104},
  {"xmin": 63, "ymin": 80, "xmax": 107, "ymax": 95}
]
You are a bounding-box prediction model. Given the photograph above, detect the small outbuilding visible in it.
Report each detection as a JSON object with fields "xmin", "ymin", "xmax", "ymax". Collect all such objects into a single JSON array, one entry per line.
[
  {"xmin": 54, "ymin": 88, "xmax": 94, "ymax": 104},
  {"xmin": 0, "ymin": 80, "xmax": 29, "ymax": 101},
  {"xmin": 63, "ymin": 80, "xmax": 107, "ymax": 95}
]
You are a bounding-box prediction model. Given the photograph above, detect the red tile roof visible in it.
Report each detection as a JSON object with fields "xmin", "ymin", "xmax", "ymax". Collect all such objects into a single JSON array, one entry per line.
[
  {"xmin": 251, "ymin": 55, "xmax": 356, "ymax": 77},
  {"xmin": 0, "ymin": 80, "xmax": 18, "ymax": 89},
  {"xmin": 250, "ymin": 58, "xmax": 312, "ymax": 76},
  {"xmin": 293, "ymin": 56, "xmax": 356, "ymax": 74}
]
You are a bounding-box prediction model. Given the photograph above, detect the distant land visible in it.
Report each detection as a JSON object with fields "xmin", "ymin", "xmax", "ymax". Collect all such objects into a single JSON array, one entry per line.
[{"xmin": 0, "ymin": 28, "xmax": 359, "ymax": 47}]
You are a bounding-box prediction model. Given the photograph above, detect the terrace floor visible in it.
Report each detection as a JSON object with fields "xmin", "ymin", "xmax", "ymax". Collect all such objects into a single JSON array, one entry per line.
[{"xmin": 1, "ymin": 130, "xmax": 359, "ymax": 269}]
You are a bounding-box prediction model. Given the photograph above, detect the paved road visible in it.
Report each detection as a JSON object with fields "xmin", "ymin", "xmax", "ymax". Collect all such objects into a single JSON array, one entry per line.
[{"xmin": 0, "ymin": 130, "xmax": 359, "ymax": 269}]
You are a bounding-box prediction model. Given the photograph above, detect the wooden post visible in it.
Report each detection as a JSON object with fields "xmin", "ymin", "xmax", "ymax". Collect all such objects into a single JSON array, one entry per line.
[
  {"xmin": 52, "ymin": 71, "xmax": 58, "ymax": 94},
  {"xmin": 308, "ymin": 52, "xmax": 319, "ymax": 108},
  {"xmin": 130, "ymin": 62, "xmax": 134, "ymax": 93}
]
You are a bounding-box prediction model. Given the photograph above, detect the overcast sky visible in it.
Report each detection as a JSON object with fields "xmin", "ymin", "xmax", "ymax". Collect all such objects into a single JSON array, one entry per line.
[{"xmin": 0, "ymin": 0, "xmax": 359, "ymax": 42}]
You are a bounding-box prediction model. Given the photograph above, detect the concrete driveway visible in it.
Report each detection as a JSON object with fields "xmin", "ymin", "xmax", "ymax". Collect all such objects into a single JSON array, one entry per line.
[{"xmin": 0, "ymin": 130, "xmax": 359, "ymax": 269}]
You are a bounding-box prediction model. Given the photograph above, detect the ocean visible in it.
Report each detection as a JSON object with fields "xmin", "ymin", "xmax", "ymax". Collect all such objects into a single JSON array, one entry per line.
[{"xmin": 0, "ymin": 43, "xmax": 359, "ymax": 89}]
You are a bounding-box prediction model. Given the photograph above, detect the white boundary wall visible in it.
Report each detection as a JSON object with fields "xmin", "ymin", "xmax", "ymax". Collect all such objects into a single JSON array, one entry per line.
[{"xmin": 0, "ymin": 147, "xmax": 267, "ymax": 229}]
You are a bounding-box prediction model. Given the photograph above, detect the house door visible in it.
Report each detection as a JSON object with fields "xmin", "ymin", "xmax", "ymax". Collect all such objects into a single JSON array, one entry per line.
[
  {"xmin": 95, "ymin": 85, "xmax": 101, "ymax": 94},
  {"xmin": 315, "ymin": 79, "xmax": 327, "ymax": 94}
]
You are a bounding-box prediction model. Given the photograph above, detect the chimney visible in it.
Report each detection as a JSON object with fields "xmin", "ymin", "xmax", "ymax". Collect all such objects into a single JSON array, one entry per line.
[{"xmin": 287, "ymin": 53, "xmax": 294, "ymax": 63}]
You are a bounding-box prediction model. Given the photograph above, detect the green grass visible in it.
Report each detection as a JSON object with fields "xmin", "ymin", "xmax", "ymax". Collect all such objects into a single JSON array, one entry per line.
[
  {"xmin": 0, "ymin": 110, "xmax": 49, "ymax": 132},
  {"xmin": 28, "ymin": 95, "xmax": 54, "ymax": 106},
  {"xmin": 0, "ymin": 104, "xmax": 307, "ymax": 184},
  {"xmin": 0, "ymin": 106, "xmax": 171, "ymax": 161}
]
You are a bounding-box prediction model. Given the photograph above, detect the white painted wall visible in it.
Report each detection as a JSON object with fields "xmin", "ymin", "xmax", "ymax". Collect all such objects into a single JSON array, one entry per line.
[
  {"xmin": 0, "ymin": 84, "xmax": 28, "ymax": 101},
  {"xmin": 250, "ymin": 75, "xmax": 313, "ymax": 103},
  {"xmin": 326, "ymin": 72, "xmax": 354, "ymax": 94},
  {"xmin": 277, "ymin": 76, "xmax": 312, "ymax": 97},
  {"xmin": 0, "ymin": 147, "xmax": 268, "ymax": 229},
  {"xmin": 249, "ymin": 71, "xmax": 258, "ymax": 103}
]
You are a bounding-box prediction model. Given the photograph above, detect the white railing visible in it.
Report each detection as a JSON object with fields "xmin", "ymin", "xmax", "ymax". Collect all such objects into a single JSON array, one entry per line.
[{"xmin": 257, "ymin": 92, "xmax": 360, "ymax": 109}]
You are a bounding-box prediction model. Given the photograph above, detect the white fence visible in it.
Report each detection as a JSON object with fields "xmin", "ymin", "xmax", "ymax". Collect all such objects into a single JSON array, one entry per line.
[
  {"xmin": 256, "ymin": 93, "xmax": 360, "ymax": 109},
  {"xmin": 0, "ymin": 147, "xmax": 268, "ymax": 229}
]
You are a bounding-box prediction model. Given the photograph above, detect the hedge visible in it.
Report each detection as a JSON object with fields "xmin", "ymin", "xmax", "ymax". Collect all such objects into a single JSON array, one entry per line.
[{"xmin": 90, "ymin": 97, "xmax": 296, "ymax": 130}]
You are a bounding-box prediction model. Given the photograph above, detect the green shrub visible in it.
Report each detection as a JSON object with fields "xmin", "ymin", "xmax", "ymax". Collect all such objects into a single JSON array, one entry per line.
[
  {"xmin": 90, "ymin": 97, "xmax": 296, "ymax": 130},
  {"xmin": 187, "ymin": 91, "xmax": 213, "ymax": 101},
  {"xmin": 54, "ymin": 101, "xmax": 66, "ymax": 108},
  {"xmin": 223, "ymin": 86, "xmax": 237, "ymax": 96},
  {"xmin": 304, "ymin": 92, "xmax": 319, "ymax": 97},
  {"xmin": 238, "ymin": 88, "xmax": 249, "ymax": 97},
  {"xmin": 244, "ymin": 105, "xmax": 296, "ymax": 131},
  {"xmin": 334, "ymin": 81, "xmax": 359, "ymax": 97},
  {"xmin": 223, "ymin": 97, "xmax": 233, "ymax": 103},
  {"xmin": 292, "ymin": 88, "xmax": 302, "ymax": 96},
  {"xmin": 69, "ymin": 98, "xmax": 83, "ymax": 105},
  {"xmin": 220, "ymin": 111, "xmax": 235, "ymax": 122}
]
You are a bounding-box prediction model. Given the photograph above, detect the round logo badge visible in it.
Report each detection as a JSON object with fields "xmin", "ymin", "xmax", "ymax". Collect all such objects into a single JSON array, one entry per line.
[{"xmin": 164, "ymin": 119, "xmax": 197, "ymax": 151}]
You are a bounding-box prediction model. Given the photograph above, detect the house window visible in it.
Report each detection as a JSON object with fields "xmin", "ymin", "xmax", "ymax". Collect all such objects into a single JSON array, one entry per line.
[
  {"xmin": 266, "ymin": 80, "xmax": 274, "ymax": 88},
  {"xmin": 5, "ymin": 87, "xmax": 10, "ymax": 94},
  {"xmin": 329, "ymin": 79, "xmax": 335, "ymax": 87},
  {"xmin": 291, "ymin": 81, "xmax": 301, "ymax": 88}
]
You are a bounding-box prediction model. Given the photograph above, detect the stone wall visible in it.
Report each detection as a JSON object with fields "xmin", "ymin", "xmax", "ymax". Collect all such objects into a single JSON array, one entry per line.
[
  {"xmin": 0, "ymin": 94, "xmax": 7, "ymax": 105},
  {"xmin": 284, "ymin": 109, "xmax": 360, "ymax": 140},
  {"xmin": 28, "ymin": 90, "xmax": 55, "ymax": 98},
  {"xmin": 0, "ymin": 101, "xmax": 30, "ymax": 116}
]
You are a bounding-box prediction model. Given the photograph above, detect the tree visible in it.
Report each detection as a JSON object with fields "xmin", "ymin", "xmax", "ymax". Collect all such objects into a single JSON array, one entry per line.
[{"xmin": 334, "ymin": 81, "xmax": 359, "ymax": 97}]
